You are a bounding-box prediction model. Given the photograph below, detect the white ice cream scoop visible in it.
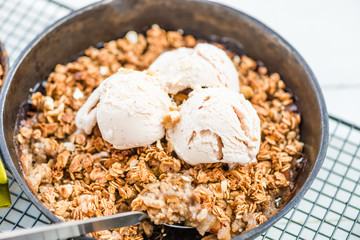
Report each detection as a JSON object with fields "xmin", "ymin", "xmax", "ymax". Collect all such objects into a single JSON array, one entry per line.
[
  {"xmin": 75, "ymin": 68, "xmax": 172, "ymax": 149},
  {"xmin": 167, "ymin": 87, "xmax": 260, "ymax": 168},
  {"xmin": 150, "ymin": 43, "xmax": 240, "ymax": 94}
]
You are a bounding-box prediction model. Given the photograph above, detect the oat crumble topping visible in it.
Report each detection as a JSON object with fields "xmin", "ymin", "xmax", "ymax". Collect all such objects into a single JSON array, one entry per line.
[{"xmin": 17, "ymin": 25, "xmax": 304, "ymax": 240}]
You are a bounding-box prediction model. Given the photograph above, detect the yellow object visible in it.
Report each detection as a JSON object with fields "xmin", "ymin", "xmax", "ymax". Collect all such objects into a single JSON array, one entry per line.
[
  {"xmin": 0, "ymin": 159, "xmax": 8, "ymax": 184},
  {"xmin": 0, "ymin": 159, "xmax": 11, "ymax": 208}
]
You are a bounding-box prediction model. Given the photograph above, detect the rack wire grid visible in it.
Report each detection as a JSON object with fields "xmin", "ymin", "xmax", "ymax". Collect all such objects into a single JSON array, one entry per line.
[{"xmin": 0, "ymin": 0, "xmax": 360, "ymax": 239}]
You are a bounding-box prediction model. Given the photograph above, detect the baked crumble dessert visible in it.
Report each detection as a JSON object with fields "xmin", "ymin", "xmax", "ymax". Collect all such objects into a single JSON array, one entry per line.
[{"xmin": 17, "ymin": 25, "xmax": 305, "ymax": 240}]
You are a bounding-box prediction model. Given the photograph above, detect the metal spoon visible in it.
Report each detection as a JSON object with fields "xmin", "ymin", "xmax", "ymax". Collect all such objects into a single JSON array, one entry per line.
[{"xmin": 0, "ymin": 211, "xmax": 193, "ymax": 240}]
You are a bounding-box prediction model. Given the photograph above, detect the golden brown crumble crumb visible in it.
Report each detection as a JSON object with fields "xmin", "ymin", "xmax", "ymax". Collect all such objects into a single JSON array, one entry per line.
[
  {"xmin": 17, "ymin": 26, "xmax": 304, "ymax": 240},
  {"xmin": 0, "ymin": 64, "xmax": 4, "ymax": 89}
]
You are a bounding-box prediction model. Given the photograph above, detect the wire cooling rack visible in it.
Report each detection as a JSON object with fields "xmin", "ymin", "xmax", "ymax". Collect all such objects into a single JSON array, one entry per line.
[{"xmin": 0, "ymin": 0, "xmax": 360, "ymax": 239}]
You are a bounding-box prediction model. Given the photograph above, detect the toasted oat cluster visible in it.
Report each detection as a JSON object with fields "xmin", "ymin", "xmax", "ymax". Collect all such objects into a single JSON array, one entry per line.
[{"xmin": 17, "ymin": 25, "xmax": 304, "ymax": 240}]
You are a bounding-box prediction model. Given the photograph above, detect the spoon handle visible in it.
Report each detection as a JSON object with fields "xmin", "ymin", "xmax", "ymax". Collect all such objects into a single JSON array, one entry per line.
[{"xmin": 0, "ymin": 211, "xmax": 148, "ymax": 240}]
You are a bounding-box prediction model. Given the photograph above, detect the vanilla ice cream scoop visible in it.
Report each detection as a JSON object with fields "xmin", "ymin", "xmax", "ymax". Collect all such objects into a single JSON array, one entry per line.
[
  {"xmin": 75, "ymin": 69, "xmax": 172, "ymax": 149},
  {"xmin": 150, "ymin": 43, "xmax": 240, "ymax": 94},
  {"xmin": 168, "ymin": 87, "xmax": 260, "ymax": 167}
]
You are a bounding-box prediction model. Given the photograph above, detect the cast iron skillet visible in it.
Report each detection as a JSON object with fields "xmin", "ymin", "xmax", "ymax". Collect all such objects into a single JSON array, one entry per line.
[{"xmin": 0, "ymin": 0, "xmax": 329, "ymax": 239}]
